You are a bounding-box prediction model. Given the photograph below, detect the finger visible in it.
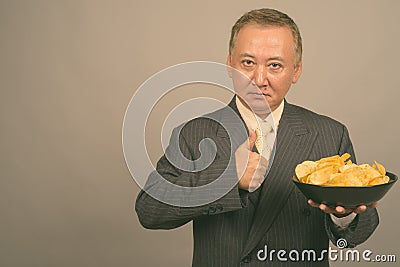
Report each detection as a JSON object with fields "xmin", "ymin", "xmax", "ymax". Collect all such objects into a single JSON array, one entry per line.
[
  {"xmin": 255, "ymin": 174, "xmax": 265, "ymax": 185},
  {"xmin": 307, "ymin": 200, "xmax": 335, "ymax": 213},
  {"xmin": 255, "ymin": 161, "xmax": 267, "ymax": 172},
  {"xmin": 335, "ymin": 206, "xmax": 347, "ymax": 214},
  {"xmin": 258, "ymin": 156, "xmax": 269, "ymax": 167},
  {"xmin": 248, "ymin": 179, "xmax": 261, "ymax": 192},
  {"xmin": 247, "ymin": 128, "xmax": 257, "ymax": 150},
  {"xmin": 367, "ymin": 202, "xmax": 379, "ymax": 209},
  {"xmin": 319, "ymin": 203, "xmax": 336, "ymax": 214},
  {"xmin": 248, "ymin": 187, "xmax": 256, "ymax": 193},
  {"xmin": 353, "ymin": 205, "xmax": 367, "ymax": 214},
  {"xmin": 353, "ymin": 202, "xmax": 379, "ymax": 214},
  {"xmin": 255, "ymin": 157, "xmax": 268, "ymax": 174},
  {"xmin": 257, "ymin": 168, "xmax": 267, "ymax": 178},
  {"xmin": 307, "ymin": 199, "xmax": 320, "ymax": 208},
  {"xmin": 251, "ymin": 171, "xmax": 264, "ymax": 183},
  {"xmin": 334, "ymin": 206, "xmax": 353, "ymax": 216},
  {"xmin": 249, "ymin": 151, "xmax": 261, "ymax": 160}
]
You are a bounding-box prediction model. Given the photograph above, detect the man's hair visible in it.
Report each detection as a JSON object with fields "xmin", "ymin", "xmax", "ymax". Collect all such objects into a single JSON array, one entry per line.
[{"xmin": 229, "ymin": 8, "xmax": 302, "ymax": 67}]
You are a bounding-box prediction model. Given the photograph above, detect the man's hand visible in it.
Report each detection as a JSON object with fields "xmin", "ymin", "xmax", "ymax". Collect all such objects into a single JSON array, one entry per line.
[
  {"xmin": 308, "ymin": 199, "xmax": 378, "ymax": 217},
  {"xmin": 235, "ymin": 128, "xmax": 268, "ymax": 192}
]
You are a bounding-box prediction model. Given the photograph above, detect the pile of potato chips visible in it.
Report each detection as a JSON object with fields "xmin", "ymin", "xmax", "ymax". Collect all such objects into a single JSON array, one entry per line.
[{"xmin": 295, "ymin": 153, "xmax": 390, "ymax": 186}]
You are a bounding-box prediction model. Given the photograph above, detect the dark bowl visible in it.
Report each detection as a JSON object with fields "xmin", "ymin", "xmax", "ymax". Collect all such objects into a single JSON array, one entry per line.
[{"xmin": 292, "ymin": 172, "xmax": 398, "ymax": 208}]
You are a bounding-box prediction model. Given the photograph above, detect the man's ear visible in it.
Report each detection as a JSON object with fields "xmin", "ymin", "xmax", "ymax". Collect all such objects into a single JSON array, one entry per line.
[
  {"xmin": 226, "ymin": 54, "xmax": 233, "ymax": 78},
  {"xmin": 292, "ymin": 61, "xmax": 302, "ymax": 84}
]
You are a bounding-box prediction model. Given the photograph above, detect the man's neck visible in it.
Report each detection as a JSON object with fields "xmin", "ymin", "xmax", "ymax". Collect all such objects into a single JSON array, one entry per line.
[
  {"xmin": 237, "ymin": 97, "xmax": 277, "ymax": 120},
  {"xmin": 235, "ymin": 96, "xmax": 285, "ymax": 130}
]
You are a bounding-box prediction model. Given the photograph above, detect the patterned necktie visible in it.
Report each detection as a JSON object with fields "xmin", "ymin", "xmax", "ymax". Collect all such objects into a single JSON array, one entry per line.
[
  {"xmin": 254, "ymin": 127, "xmax": 263, "ymax": 153},
  {"xmin": 249, "ymin": 121, "xmax": 273, "ymax": 206},
  {"xmin": 254, "ymin": 120, "xmax": 274, "ymax": 160}
]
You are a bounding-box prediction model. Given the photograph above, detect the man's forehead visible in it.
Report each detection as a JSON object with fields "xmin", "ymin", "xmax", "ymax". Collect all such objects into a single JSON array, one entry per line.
[
  {"xmin": 234, "ymin": 25, "xmax": 294, "ymax": 49},
  {"xmin": 237, "ymin": 23, "xmax": 292, "ymax": 37}
]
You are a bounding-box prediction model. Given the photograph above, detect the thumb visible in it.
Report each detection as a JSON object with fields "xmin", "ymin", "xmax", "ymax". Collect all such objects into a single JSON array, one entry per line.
[{"xmin": 247, "ymin": 128, "xmax": 257, "ymax": 150}]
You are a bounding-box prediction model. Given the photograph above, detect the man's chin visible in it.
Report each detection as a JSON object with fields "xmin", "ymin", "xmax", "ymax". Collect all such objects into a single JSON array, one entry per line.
[
  {"xmin": 247, "ymin": 106, "xmax": 271, "ymax": 119},
  {"xmin": 247, "ymin": 101, "xmax": 271, "ymax": 113},
  {"xmin": 237, "ymin": 95, "xmax": 272, "ymax": 115}
]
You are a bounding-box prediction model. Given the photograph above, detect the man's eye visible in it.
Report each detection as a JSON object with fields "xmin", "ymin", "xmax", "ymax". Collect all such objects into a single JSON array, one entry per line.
[
  {"xmin": 242, "ymin": 60, "xmax": 254, "ymax": 66},
  {"xmin": 269, "ymin": 63, "xmax": 282, "ymax": 69}
]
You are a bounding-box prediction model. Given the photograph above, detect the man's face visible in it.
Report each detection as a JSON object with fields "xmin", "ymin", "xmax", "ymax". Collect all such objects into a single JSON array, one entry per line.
[{"xmin": 227, "ymin": 24, "xmax": 302, "ymax": 115}]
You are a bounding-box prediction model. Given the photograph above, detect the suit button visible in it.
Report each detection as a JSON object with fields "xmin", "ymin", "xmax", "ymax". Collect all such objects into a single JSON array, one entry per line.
[
  {"xmin": 303, "ymin": 208, "xmax": 311, "ymax": 216},
  {"xmin": 216, "ymin": 204, "xmax": 223, "ymax": 212},
  {"xmin": 209, "ymin": 206, "xmax": 216, "ymax": 214},
  {"xmin": 242, "ymin": 255, "xmax": 251, "ymax": 263}
]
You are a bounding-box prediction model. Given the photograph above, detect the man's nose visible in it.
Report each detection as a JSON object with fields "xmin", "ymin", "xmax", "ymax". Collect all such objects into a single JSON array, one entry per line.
[{"xmin": 252, "ymin": 65, "xmax": 268, "ymax": 88}]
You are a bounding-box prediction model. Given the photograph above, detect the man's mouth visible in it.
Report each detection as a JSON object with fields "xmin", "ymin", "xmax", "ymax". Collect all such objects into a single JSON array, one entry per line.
[{"xmin": 251, "ymin": 92, "xmax": 270, "ymax": 97}]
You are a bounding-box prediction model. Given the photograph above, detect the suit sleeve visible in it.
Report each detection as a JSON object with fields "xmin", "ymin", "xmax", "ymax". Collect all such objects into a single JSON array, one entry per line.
[
  {"xmin": 135, "ymin": 124, "xmax": 248, "ymax": 230},
  {"xmin": 324, "ymin": 124, "xmax": 379, "ymax": 248}
]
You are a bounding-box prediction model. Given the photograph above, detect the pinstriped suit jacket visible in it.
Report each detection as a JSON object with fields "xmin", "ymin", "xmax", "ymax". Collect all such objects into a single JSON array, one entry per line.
[{"xmin": 135, "ymin": 97, "xmax": 379, "ymax": 267}]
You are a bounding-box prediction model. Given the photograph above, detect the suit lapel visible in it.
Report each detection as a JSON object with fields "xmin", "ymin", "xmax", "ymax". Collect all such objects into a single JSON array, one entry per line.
[
  {"xmin": 215, "ymin": 97, "xmax": 250, "ymax": 156},
  {"xmin": 241, "ymin": 101, "xmax": 319, "ymax": 257}
]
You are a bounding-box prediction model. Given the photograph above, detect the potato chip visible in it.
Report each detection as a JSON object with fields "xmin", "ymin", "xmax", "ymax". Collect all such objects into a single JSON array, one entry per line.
[
  {"xmin": 326, "ymin": 173, "xmax": 347, "ymax": 186},
  {"xmin": 316, "ymin": 155, "xmax": 340, "ymax": 163},
  {"xmin": 360, "ymin": 164, "xmax": 381, "ymax": 180},
  {"xmin": 340, "ymin": 153, "xmax": 351, "ymax": 162},
  {"xmin": 295, "ymin": 160, "xmax": 317, "ymax": 180},
  {"xmin": 383, "ymin": 175, "xmax": 390, "ymax": 183},
  {"xmin": 374, "ymin": 161, "xmax": 386, "ymax": 175},
  {"xmin": 295, "ymin": 154, "xmax": 390, "ymax": 186},
  {"xmin": 339, "ymin": 163, "xmax": 358, "ymax": 173},
  {"xmin": 309, "ymin": 165, "xmax": 335, "ymax": 185},
  {"xmin": 344, "ymin": 173, "xmax": 364, "ymax": 186},
  {"xmin": 368, "ymin": 176, "xmax": 387, "ymax": 186}
]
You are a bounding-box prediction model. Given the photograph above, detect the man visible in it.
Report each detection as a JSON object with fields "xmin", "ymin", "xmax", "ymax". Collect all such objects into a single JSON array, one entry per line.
[{"xmin": 135, "ymin": 8, "xmax": 378, "ymax": 266}]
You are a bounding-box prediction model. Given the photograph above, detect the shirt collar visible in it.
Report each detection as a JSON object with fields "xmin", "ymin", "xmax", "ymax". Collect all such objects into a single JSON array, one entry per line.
[{"xmin": 235, "ymin": 97, "xmax": 284, "ymax": 131}]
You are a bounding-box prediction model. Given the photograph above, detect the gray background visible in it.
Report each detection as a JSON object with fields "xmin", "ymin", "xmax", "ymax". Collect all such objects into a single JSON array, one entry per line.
[{"xmin": 1, "ymin": 0, "xmax": 399, "ymax": 266}]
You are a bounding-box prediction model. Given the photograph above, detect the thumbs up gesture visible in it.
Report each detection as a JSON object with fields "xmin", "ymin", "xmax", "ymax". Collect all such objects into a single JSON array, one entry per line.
[{"xmin": 235, "ymin": 128, "xmax": 269, "ymax": 192}]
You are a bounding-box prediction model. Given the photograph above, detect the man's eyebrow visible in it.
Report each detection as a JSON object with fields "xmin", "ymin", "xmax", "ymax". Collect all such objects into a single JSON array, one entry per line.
[
  {"xmin": 239, "ymin": 53, "xmax": 256, "ymax": 58},
  {"xmin": 239, "ymin": 54, "xmax": 285, "ymax": 62},
  {"xmin": 267, "ymin": 56, "xmax": 284, "ymax": 62}
]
